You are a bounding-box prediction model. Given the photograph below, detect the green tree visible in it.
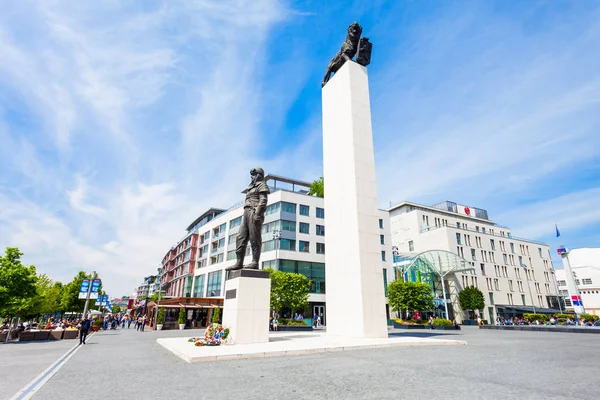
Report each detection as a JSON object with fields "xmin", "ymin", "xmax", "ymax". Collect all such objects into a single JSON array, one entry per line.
[
  {"xmin": 61, "ymin": 271, "xmax": 103, "ymax": 312},
  {"xmin": 264, "ymin": 268, "xmax": 310, "ymax": 314},
  {"xmin": 458, "ymin": 285, "xmax": 485, "ymax": 320},
  {"xmin": 387, "ymin": 281, "xmax": 434, "ymax": 319},
  {"xmin": 112, "ymin": 305, "xmax": 121, "ymax": 314},
  {"xmin": 308, "ymin": 176, "xmax": 324, "ymax": 198},
  {"xmin": 27, "ymin": 274, "xmax": 64, "ymax": 317},
  {"xmin": 0, "ymin": 247, "xmax": 38, "ymax": 317}
]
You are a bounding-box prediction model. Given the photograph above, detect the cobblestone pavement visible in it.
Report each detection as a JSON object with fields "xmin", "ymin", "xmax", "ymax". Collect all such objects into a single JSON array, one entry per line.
[{"xmin": 5, "ymin": 326, "xmax": 597, "ymax": 400}]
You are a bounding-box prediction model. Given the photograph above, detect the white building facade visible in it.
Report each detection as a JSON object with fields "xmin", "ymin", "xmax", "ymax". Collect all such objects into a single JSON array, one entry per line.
[
  {"xmin": 388, "ymin": 201, "xmax": 561, "ymax": 323},
  {"xmin": 555, "ymin": 248, "xmax": 600, "ymax": 315},
  {"xmin": 164, "ymin": 175, "xmax": 394, "ymax": 324}
]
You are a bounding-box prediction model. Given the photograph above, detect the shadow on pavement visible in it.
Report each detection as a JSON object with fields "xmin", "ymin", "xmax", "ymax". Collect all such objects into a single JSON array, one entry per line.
[{"xmin": 389, "ymin": 331, "xmax": 462, "ymax": 338}]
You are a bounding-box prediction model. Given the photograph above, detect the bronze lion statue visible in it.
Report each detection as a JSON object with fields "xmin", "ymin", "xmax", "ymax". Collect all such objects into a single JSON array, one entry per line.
[{"xmin": 322, "ymin": 22, "xmax": 363, "ymax": 87}]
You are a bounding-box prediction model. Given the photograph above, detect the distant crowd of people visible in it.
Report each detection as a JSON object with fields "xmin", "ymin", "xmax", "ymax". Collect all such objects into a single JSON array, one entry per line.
[{"xmin": 495, "ymin": 315, "xmax": 599, "ymax": 326}]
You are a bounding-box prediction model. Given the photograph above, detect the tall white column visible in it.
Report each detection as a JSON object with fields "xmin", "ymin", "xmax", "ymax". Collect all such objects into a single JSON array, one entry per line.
[{"xmin": 322, "ymin": 61, "xmax": 388, "ymax": 338}]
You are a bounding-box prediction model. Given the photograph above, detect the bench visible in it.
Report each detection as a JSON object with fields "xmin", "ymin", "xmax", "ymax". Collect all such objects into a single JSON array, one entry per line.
[
  {"xmin": 63, "ymin": 330, "xmax": 79, "ymax": 340},
  {"xmin": 34, "ymin": 330, "xmax": 51, "ymax": 341},
  {"xmin": 19, "ymin": 331, "xmax": 35, "ymax": 341}
]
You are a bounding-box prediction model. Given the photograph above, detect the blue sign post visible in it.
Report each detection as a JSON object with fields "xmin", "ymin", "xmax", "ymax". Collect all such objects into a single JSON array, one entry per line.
[
  {"xmin": 90, "ymin": 279, "xmax": 101, "ymax": 299},
  {"xmin": 78, "ymin": 279, "xmax": 90, "ymax": 299}
]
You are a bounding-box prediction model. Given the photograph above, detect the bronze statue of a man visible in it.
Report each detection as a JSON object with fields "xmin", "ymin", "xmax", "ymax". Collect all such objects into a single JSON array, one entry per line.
[{"xmin": 226, "ymin": 168, "xmax": 270, "ymax": 271}]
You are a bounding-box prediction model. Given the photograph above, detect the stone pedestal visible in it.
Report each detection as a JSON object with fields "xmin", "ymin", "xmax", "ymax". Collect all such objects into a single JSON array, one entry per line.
[
  {"xmin": 222, "ymin": 269, "xmax": 271, "ymax": 344},
  {"xmin": 322, "ymin": 61, "xmax": 388, "ymax": 338}
]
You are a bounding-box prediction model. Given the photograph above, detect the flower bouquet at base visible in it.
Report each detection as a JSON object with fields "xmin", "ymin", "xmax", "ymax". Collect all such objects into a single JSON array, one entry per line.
[{"xmin": 189, "ymin": 323, "xmax": 230, "ymax": 347}]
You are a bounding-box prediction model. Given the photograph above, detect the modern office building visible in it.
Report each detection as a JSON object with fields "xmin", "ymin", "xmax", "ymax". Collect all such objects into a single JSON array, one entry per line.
[
  {"xmin": 555, "ymin": 248, "xmax": 600, "ymax": 315},
  {"xmin": 158, "ymin": 175, "xmax": 394, "ymax": 323},
  {"xmin": 388, "ymin": 201, "xmax": 561, "ymax": 323}
]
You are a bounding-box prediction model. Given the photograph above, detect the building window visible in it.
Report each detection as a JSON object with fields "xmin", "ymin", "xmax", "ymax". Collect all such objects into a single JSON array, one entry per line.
[
  {"xmin": 281, "ymin": 202, "xmax": 296, "ymax": 214},
  {"xmin": 518, "ymin": 256, "xmax": 523, "ymax": 267},
  {"xmin": 280, "ymin": 220, "xmax": 296, "ymax": 232},
  {"xmin": 226, "ymin": 250, "xmax": 236, "ymax": 261},
  {"xmin": 380, "ymin": 235, "xmax": 385, "ymax": 245},
  {"xmin": 510, "ymin": 243, "xmax": 515, "ymax": 253},
  {"xmin": 538, "ymin": 247, "xmax": 543, "ymax": 257},
  {"xmin": 494, "ymin": 279, "xmax": 499, "ymax": 291},
  {"xmin": 521, "ymin": 294, "xmax": 526, "ymax": 305},
  {"xmin": 299, "ymin": 205, "xmax": 310, "ymax": 216},
  {"xmin": 299, "ymin": 241, "xmax": 310, "ymax": 253},
  {"xmin": 193, "ymin": 275, "xmax": 205, "ymax": 297},
  {"xmin": 228, "ymin": 234, "xmax": 237, "ymax": 245},
  {"xmin": 316, "ymin": 207, "xmax": 325, "ymax": 218},
  {"xmin": 489, "ymin": 292, "xmax": 494, "ymax": 305},
  {"xmin": 383, "ymin": 268, "xmax": 388, "ymax": 296},
  {"xmin": 262, "ymin": 260, "xmax": 277, "ymax": 269},
  {"xmin": 280, "ymin": 239, "xmax": 296, "ymax": 251},
  {"xmin": 557, "ymin": 280, "xmax": 566, "ymax": 286},
  {"xmin": 582, "ymin": 278, "xmax": 593, "ymax": 285},
  {"xmin": 503, "ymin": 254, "xmax": 508, "ymax": 265},
  {"xmin": 379, "ymin": 219, "xmax": 384, "ymax": 229},
  {"xmin": 381, "ymin": 251, "xmax": 386, "ymax": 261},
  {"xmin": 206, "ymin": 271, "xmax": 222, "ymax": 297},
  {"xmin": 265, "ymin": 203, "xmax": 280, "ymax": 216},
  {"xmin": 409, "ymin": 240, "xmax": 414, "ymax": 252},
  {"xmin": 564, "ymin": 298, "xmax": 572, "ymax": 307},
  {"xmin": 279, "ymin": 260, "xmax": 325, "ymax": 294},
  {"xmin": 316, "ymin": 243, "xmax": 325, "ymax": 254},
  {"xmin": 262, "ymin": 240, "xmax": 276, "ymax": 252},
  {"xmin": 456, "ymin": 233, "xmax": 462, "ymax": 245},
  {"xmin": 299, "ymin": 222, "xmax": 310, "ymax": 234},
  {"xmin": 482, "ymin": 227, "xmax": 486, "ymax": 234},
  {"xmin": 471, "ymin": 249, "xmax": 476, "ymax": 261},
  {"xmin": 316, "ymin": 225, "xmax": 325, "ymax": 236},
  {"xmin": 480, "ymin": 263, "xmax": 486, "ymax": 275},
  {"xmin": 509, "ymin": 280, "xmax": 514, "ymax": 292}
]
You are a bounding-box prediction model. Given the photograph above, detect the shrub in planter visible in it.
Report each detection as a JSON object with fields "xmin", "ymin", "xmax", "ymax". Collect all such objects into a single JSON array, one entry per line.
[
  {"xmin": 211, "ymin": 307, "xmax": 221, "ymax": 323},
  {"xmin": 553, "ymin": 313, "xmax": 574, "ymax": 319},
  {"xmin": 392, "ymin": 318, "xmax": 426, "ymax": 326},
  {"xmin": 157, "ymin": 308, "xmax": 165, "ymax": 325},
  {"xmin": 523, "ymin": 313, "xmax": 549, "ymax": 323},
  {"xmin": 432, "ymin": 318, "xmax": 453, "ymax": 326},
  {"xmin": 178, "ymin": 308, "xmax": 186, "ymax": 325},
  {"xmin": 278, "ymin": 317, "xmax": 290, "ymax": 325},
  {"xmin": 580, "ymin": 313, "xmax": 599, "ymax": 322}
]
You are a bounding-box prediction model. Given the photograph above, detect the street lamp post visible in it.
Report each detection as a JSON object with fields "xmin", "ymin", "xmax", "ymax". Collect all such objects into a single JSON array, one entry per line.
[{"xmin": 273, "ymin": 229, "xmax": 281, "ymax": 270}]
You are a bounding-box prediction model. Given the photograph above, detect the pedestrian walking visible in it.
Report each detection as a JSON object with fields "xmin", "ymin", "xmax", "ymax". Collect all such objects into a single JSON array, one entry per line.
[{"xmin": 79, "ymin": 316, "xmax": 91, "ymax": 345}]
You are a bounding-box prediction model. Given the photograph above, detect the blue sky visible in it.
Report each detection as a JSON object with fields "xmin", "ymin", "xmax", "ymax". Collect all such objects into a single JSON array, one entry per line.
[{"xmin": 1, "ymin": 1, "xmax": 599, "ymax": 296}]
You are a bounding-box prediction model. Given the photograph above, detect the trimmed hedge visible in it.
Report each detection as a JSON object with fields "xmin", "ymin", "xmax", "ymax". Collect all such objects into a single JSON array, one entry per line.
[
  {"xmin": 580, "ymin": 313, "xmax": 600, "ymax": 322},
  {"xmin": 523, "ymin": 313, "xmax": 549, "ymax": 323},
  {"xmin": 553, "ymin": 313, "xmax": 574, "ymax": 319},
  {"xmin": 433, "ymin": 318, "xmax": 453, "ymax": 326},
  {"xmin": 277, "ymin": 318, "xmax": 307, "ymax": 326},
  {"xmin": 392, "ymin": 318, "xmax": 427, "ymax": 325}
]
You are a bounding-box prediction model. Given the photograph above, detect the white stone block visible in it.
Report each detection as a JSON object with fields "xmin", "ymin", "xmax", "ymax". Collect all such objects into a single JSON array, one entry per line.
[
  {"xmin": 322, "ymin": 61, "xmax": 388, "ymax": 339},
  {"xmin": 222, "ymin": 270, "xmax": 271, "ymax": 344}
]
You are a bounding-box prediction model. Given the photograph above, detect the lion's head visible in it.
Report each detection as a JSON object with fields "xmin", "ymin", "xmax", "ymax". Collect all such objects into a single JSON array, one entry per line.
[{"xmin": 348, "ymin": 22, "xmax": 362, "ymax": 38}]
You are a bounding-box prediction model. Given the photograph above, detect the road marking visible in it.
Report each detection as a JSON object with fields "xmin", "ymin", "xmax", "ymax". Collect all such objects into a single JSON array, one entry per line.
[{"xmin": 9, "ymin": 333, "xmax": 95, "ymax": 400}]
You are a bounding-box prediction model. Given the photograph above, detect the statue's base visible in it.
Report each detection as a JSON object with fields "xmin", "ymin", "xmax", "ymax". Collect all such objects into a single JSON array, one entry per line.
[
  {"xmin": 221, "ymin": 269, "xmax": 270, "ymax": 345},
  {"xmin": 157, "ymin": 331, "xmax": 466, "ymax": 363}
]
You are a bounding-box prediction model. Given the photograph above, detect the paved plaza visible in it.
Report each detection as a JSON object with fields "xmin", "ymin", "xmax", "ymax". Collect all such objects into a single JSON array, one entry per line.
[{"xmin": 1, "ymin": 326, "xmax": 597, "ymax": 400}]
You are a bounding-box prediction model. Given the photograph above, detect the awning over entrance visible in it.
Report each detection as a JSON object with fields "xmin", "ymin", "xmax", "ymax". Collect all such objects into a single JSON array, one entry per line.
[{"xmin": 404, "ymin": 250, "xmax": 475, "ymax": 277}]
